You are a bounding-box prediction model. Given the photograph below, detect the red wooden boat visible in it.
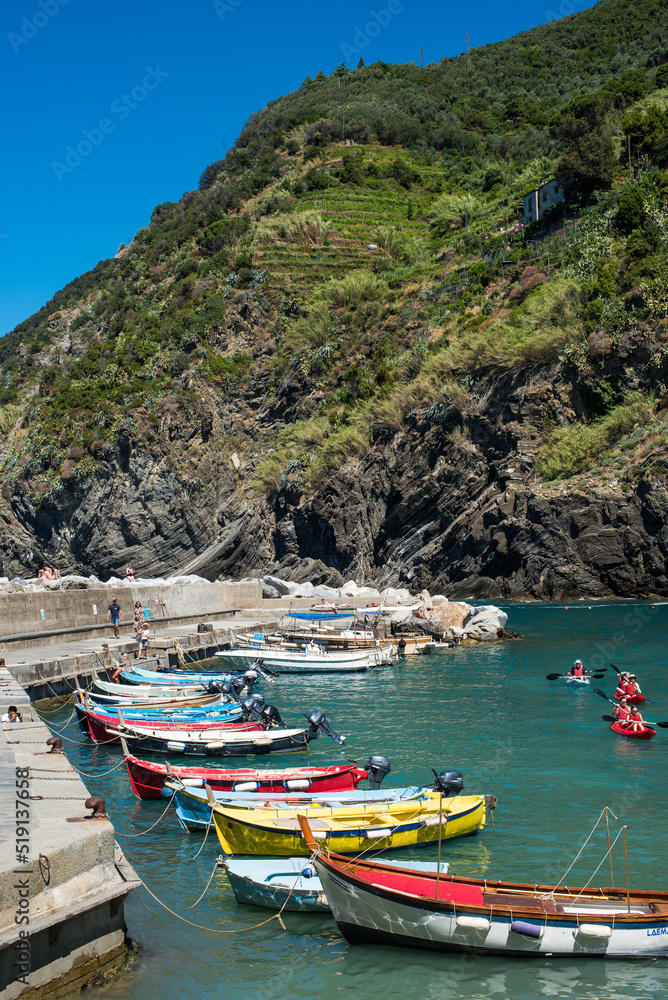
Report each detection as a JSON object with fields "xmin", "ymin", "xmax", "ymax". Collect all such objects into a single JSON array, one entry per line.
[
  {"xmin": 614, "ymin": 692, "xmax": 646, "ymax": 705},
  {"xmin": 122, "ymin": 741, "xmax": 377, "ymax": 799},
  {"xmin": 609, "ymin": 721, "xmax": 656, "ymax": 740},
  {"xmin": 87, "ymin": 709, "xmax": 261, "ymax": 746}
]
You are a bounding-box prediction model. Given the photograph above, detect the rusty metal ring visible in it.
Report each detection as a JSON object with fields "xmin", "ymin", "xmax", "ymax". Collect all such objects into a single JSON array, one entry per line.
[{"xmin": 38, "ymin": 853, "xmax": 51, "ymax": 885}]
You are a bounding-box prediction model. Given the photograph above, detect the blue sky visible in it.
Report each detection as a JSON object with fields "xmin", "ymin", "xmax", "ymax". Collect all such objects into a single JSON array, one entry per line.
[{"xmin": 1, "ymin": 0, "xmax": 597, "ymax": 336}]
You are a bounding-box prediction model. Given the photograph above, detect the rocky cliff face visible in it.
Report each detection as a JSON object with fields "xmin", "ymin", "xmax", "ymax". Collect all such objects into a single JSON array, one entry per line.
[{"xmin": 2, "ymin": 362, "xmax": 667, "ymax": 599}]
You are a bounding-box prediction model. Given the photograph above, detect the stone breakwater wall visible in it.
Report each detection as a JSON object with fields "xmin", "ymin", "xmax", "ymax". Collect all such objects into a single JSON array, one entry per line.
[
  {"xmin": 0, "ymin": 678, "xmax": 140, "ymax": 999},
  {"xmin": 0, "ymin": 579, "xmax": 262, "ymax": 648}
]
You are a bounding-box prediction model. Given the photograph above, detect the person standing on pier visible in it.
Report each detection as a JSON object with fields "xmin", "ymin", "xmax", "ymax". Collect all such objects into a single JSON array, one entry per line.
[{"xmin": 107, "ymin": 597, "xmax": 123, "ymax": 638}]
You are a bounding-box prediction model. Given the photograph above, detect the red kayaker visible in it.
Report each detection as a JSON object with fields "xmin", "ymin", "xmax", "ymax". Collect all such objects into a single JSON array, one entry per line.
[
  {"xmin": 570, "ymin": 659, "xmax": 585, "ymax": 677},
  {"xmin": 613, "ymin": 698, "xmax": 630, "ymax": 722},
  {"xmin": 626, "ymin": 674, "xmax": 642, "ymax": 697},
  {"xmin": 624, "ymin": 704, "xmax": 645, "ymax": 732}
]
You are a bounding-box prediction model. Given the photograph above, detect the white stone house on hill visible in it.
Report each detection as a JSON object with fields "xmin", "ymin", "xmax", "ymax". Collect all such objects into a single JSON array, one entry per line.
[{"xmin": 523, "ymin": 178, "xmax": 564, "ymax": 225}]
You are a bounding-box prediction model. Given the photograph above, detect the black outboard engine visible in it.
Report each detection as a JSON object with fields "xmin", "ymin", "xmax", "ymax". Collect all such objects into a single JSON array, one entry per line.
[
  {"xmin": 207, "ymin": 680, "xmax": 224, "ymax": 694},
  {"xmin": 241, "ymin": 693, "xmax": 266, "ymax": 720},
  {"xmin": 243, "ymin": 669, "xmax": 258, "ymax": 692},
  {"xmin": 432, "ymin": 769, "xmax": 464, "ymax": 797},
  {"xmin": 305, "ymin": 709, "xmax": 345, "ymax": 745},
  {"xmin": 365, "ymin": 755, "xmax": 392, "ymax": 790},
  {"xmin": 260, "ymin": 704, "xmax": 284, "ymax": 729}
]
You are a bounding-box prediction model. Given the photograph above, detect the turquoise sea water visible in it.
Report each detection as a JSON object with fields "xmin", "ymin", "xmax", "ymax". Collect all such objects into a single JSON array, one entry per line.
[{"xmin": 44, "ymin": 600, "xmax": 668, "ymax": 999}]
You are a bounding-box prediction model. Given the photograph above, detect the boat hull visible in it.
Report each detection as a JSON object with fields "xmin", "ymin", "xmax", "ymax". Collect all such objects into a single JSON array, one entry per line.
[
  {"xmin": 565, "ymin": 676, "xmax": 590, "ymax": 686},
  {"xmin": 121, "ymin": 726, "xmax": 314, "ymax": 756},
  {"xmin": 314, "ymin": 856, "xmax": 668, "ymax": 958},
  {"xmin": 615, "ymin": 693, "xmax": 646, "ymax": 705},
  {"xmin": 124, "ymin": 754, "xmax": 369, "ymax": 799},
  {"xmin": 85, "ymin": 709, "xmax": 261, "ymax": 746},
  {"xmin": 212, "ymin": 794, "xmax": 486, "ymax": 856},
  {"xmin": 610, "ymin": 722, "xmax": 656, "ymax": 740}
]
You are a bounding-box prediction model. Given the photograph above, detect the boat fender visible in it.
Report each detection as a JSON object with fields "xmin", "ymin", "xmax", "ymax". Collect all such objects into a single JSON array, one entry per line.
[
  {"xmin": 455, "ymin": 915, "xmax": 491, "ymax": 931},
  {"xmin": 433, "ymin": 769, "xmax": 464, "ymax": 796},
  {"xmin": 301, "ymin": 865, "xmax": 316, "ymax": 878},
  {"xmin": 397, "ymin": 639, "xmax": 406, "ymax": 652},
  {"xmin": 206, "ymin": 741, "xmax": 227, "ymax": 750},
  {"xmin": 511, "ymin": 920, "xmax": 544, "ymax": 939},
  {"xmin": 285, "ymin": 779, "xmax": 310, "ymax": 791},
  {"xmin": 182, "ymin": 778, "xmax": 206, "ymax": 787},
  {"xmin": 363, "ymin": 828, "xmax": 393, "ymax": 839},
  {"xmin": 166, "ymin": 742, "xmax": 186, "ymax": 752},
  {"xmin": 366, "ymin": 756, "xmax": 392, "ymax": 790},
  {"xmin": 306, "ymin": 709, "xmax": 346, "ymax": 745},
  {"xmin": 575, "ymin": 924, "xmax": 613, "ymax": 939},
  {"xmin": 233, "ymin": 781, "xmax": 260, "ymax": 792}
]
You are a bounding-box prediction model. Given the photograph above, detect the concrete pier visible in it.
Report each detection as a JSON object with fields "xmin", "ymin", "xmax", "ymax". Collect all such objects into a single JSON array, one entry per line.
[
  {"xmin": 0, "ymin": 686, "xmax": 140, "ymax": 998},
  {"xmin": 0, "ymin": 587, "xmax": 321, "ymax": 998}
]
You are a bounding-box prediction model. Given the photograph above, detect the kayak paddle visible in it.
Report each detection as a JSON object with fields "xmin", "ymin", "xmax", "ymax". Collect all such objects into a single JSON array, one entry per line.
[
  {"xmin": 594, "ymin": 688, "xmax": 615, "ymax": 704},
  {"xmin": 546, "ymin": 671, "xmax": 605, "ymax": 680},
  {"xmin": 602, "ymin": 713, "xmax": 668, "ymax": 728}
]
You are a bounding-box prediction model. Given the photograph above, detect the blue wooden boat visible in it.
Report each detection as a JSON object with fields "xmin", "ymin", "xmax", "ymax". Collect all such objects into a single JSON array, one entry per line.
[
  {"xmin": 121, "ymin": 665, "xmax": 239, "ymax": 686},
  {"xmin": 223, "ymin": 857, "xmax": 449, "ymax": 913},
  {"xmin": 167, "ymin": 781, "xmax": 434, "ymax": 831}
]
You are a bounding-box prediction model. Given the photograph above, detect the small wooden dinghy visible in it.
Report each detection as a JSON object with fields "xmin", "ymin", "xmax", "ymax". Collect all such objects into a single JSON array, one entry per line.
[
  {"xmin": 122, "ymin": 744, "xmax": 377, "ymax": 799},
  {"xmin": 301, "ymin": 816, "xmax": 668, "ymax": 957},
  {"xmin": 211, "ymin": 791, "xmax": 487, "ymax": 856},
  {"xmin": 223, "ymin": 857, "xmax": 449, "ymax": 913}
]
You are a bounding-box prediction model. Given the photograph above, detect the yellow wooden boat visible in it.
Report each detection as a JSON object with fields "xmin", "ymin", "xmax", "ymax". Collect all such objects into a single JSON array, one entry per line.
[{"xmin": 211, "ymin": 792, "xmax": 487, "ymax": 856}]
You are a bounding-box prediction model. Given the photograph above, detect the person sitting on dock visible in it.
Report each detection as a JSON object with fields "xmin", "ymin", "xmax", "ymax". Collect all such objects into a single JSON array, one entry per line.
[
  {"xmin": 613, "ymin": 697, "xmax": 630, "ymax": 723},
  {"xmin": 624, "ymin": 704, "xmax": 645, "ymax": 732},
  {"xmin": 37, "ymin": 564, "xmax": 53, "ymax": 582},
  {"xmin": 106, "ymin": 598, "xmax": 123, "ymax": 638},
  {"xmin": 569, "ymin": 659, "xmax": 585, "ymax": 677},
  {"xmin": 1, "ymin": 705, "xmax": 22, "ymax": 723}
]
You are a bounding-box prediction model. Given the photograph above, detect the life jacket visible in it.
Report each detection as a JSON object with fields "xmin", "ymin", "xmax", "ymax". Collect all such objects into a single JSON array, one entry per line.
[
  {"xmin": 628, "ymin": 712, "xmax": 643, "ymax": 726},
  {"xmin": 572, "ymin": 664, "xmax": 584, "ymax": 677},
  {"xmin": 615, "ymin": 705, "xmax": 630, "ymax": 721},
  {"xmin": 623, "ymin": 681, "xmax": 636, "ymax": 696}
]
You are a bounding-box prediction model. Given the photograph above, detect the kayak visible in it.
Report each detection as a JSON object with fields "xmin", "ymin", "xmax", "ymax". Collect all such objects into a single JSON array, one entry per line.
[
  {"xmin": 565, "ymin": 676, "xmax": 590, "ymax": 686},
  {"xmin": 615, "ymin": 693, "xmax": 646, "ymax": 705},
  {"xmin": 609, "ymin": 722, "xmax": 656, "ymax": 740}
]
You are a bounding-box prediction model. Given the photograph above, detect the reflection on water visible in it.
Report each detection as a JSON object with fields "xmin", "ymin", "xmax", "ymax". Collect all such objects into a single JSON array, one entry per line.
[{"xmin": 44, "ymin": 601, "xmax": 668, "ymax": 1000}]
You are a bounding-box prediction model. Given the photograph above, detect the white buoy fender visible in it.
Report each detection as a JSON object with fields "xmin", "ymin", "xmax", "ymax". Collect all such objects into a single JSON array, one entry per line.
[
  {"xmin": 576, "ymin": 924, "xmax": 613, "ymax": 939},
  {"xmin": 456, "ymin": 915, "xmax": 492, "ymax": 931}
]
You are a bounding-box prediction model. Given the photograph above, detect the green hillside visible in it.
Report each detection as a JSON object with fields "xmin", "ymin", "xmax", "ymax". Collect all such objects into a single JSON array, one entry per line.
[{"xmin": 2, "ymin": 0, "xmax": 668, "ymax": 509}]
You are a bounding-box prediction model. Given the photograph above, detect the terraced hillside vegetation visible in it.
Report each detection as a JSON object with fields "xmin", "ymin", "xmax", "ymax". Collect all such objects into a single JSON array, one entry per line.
[{"xmin": 1, "ymin": 0, "xmax": 668, "ymax": 596}]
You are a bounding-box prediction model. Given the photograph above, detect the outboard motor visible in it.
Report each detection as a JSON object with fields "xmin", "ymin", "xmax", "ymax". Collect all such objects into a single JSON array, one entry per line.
[
  {"xmin": 207, "ymin": 680, "xmax": 224, "ymax": 694},
  {"xmin": 305, "ymin": 709, "xmax": 345, "ymax": 745},
  {"xmin": 251, "ymin": 658, "xmax": 280, "ymax": 680},
  {"xmin": 243, "ymin": 669, "xmax": 258, "ymax": 693},
  {"xmin": 260, "ymin": 704, "xmax": 284, "ymax": 728},
  {"xmin": 241, "ymin": 693, "xmax": 266, "ymax": 720},
  {"xmin": 365, "ymin": 755, "xmax": 392, "ymax": 790},
  {"xmin": 432, "ymin": 769, "xmax": 464, "ymax": 797}
]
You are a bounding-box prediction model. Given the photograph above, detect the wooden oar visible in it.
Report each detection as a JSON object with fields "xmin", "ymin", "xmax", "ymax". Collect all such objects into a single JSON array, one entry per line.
[{"xmin": 602, "ymin": 713, "xmax": 668, "ymax": 728}]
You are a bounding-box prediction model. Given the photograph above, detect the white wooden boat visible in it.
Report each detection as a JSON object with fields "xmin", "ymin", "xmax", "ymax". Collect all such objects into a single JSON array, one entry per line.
[
  {"xmin": 214, "ymin": 640, "xmax": 395, "ymax": 674},
  {"xmin": 301, "ymin": 817, "xmax": 668, "ymax": 957}
]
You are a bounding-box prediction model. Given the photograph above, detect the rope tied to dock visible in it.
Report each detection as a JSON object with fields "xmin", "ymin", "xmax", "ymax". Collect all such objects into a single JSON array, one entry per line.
[
  {"xmin": 134, "ymin": 850, "xmax": 319, "ymax": 933},
  {"xmin": 115, "ymin": 794, "xmax": 175, "ymax": 838}
]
